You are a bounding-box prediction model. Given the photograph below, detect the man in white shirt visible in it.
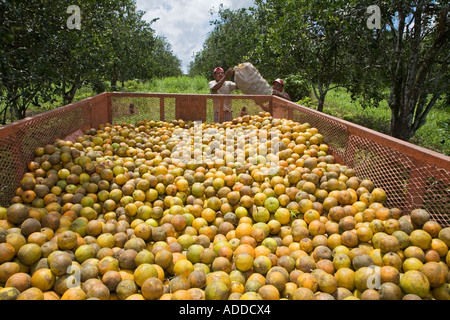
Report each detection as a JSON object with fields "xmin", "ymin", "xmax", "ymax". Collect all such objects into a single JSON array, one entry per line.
[{"xmin": 209, "ymin": 67, "xmax": 238, "ymax": 122}]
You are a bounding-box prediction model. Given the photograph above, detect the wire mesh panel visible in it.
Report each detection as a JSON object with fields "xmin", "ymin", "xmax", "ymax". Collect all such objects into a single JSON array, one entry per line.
[
  {"xmin": 346, "ymin": 134, "xmax": 415, "ymax": 209},
  {"xmin": 227, "ymin": 96, "xmax": 270, "ymax": 118},
  {"xmin": 110, "ymin": 96, "xmax": 162, "ymax": 124},
  {"xmin": 109, "ymin": 94, "xmax": 272, "ymax": 125},
  {"xmin": 175, "ymin": 96, "xmax": 206, "ymax": 122},
  {"xmin": 346, "ymin": 134, "xmax": 450, "ymax": 226},
  {"xmin": 0, "ymin": 141, "xmax": 20, "ymax": 207},
  {"xmin": 273, "ymin": 98, "xmax": 450, "ymax": 226},
  {"xmin": 290, "ymin": 105, "xmax": 349, "ymax": 164},
  {"xmin": 421, "ymin": 168, "xmax": 450, "ymax": 226}
]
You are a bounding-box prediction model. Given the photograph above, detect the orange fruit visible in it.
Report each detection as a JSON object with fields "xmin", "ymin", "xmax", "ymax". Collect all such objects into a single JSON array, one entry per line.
[
  {"xmin": 258, "ymin": 284, "xmax": 280, "ymax": 300},
  {"xmin": 410, "ymin": 230, "xmax": 432, "ymax": 251},
  {"xmin": 292, "ymin": 287, "xmax": 315, "ymax": 300},
  {"xmin": 422, "ymin": 220, "xmax": 442, "ymax": 238},
  {"xmin": 296, "ymin": 273, "xmax": 319, "ymax": 292},
  {"xmin": 205, "ymin": 281, "xmax": 230, "ymax": 300},
  {"xmin": 356, "ymin": 226, "xmax": 373, "ymax": 243},
  {"xmin": 234, "ymin": 252, "xmax": 254, "ymax": 272},
  {"xmin": 265, "ymin": 270, "xmax": 287, "ymax": 292},
  {"xmin": 371, "ymin": 188, "xmax": 387, "ymax": 203},
  {"xmin": 16, "ymin": 287, "xmax": 44, "ymax": 300},
  {"xmin": 274, "ymin": 208, "xmax": 291, "ymax": 225},
  {"xmin": 134, "ymin": 263, "xmax": 158, "ymax": 287},
  {"xmin": 30, "ymin": 268, "xmax": 55, "ymax": 292},
  {"xmin": 380, "ymin": 266, "xmax": 400, "ymax": 284},
  {"xmin": 173, "ymin": 259, "xmax": 194, "ymax": 278},
  {"xmin": 304, "ymin": 209, "xmax": 320, "ymax": 224},
  {"xmin": 315, "ymin": 272, "xmax": 337, "ymax": 294},
  {"xmin": 61, "ymin": 287, "xmax": 87, "ymax": 300},
  {"xmin": 5, "ymin": 272, "xmax": 31, "ymax": 293},
  {"xmin": 0, "ymin": 243, "xmax": 15, "ymax": 264},
  {"xmin": 399, "ymin": 270, "xmax": 430, "ymax": 298},
  {"xmin": 235, "ymin": 223, "xmax": 253, "ymax": 239},
  {"xmin": 141, "ymin": 277, "xmax": 164, "ymax": 300},
  {"xmin": 421, "ymin": 261, "xmax": 448, "ymax": 288}
]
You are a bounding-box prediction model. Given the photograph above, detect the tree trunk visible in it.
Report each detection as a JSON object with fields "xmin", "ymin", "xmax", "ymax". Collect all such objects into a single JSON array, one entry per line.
[
  {"xmin": 389, "ymin": 105, "xmax": 414, "ymax": 141},
  {"xmin": 10, "ymin": 103, "xmax": 20, "ymax": 123},
  {"xmin": 111, "ymin": 75, "xmax": 117, "ymax": 90},
  {"xmin": 63, "ymin": 81, "xmax": 81, "ymax": 105},
  {"xmin": 111, "ymin": 64, "xmax": 118, "ymax": 90},
  {"xmin": 311, "ymin": 82, "xmax": 328, "ymax": 113},
  {"xmin": 0, "ymin": 106, "xmax": 7, "ymax": 125},
  {"xmin": 317, "ymin": 91, "xmax": 327, "ymax": 113},
  {"xmin": 387, "ymin": 4, "xmax": 449, "ymax": 142},
  {"xmin": 390, "ymin": 88, "xmax": 444, "ymax": 142}
]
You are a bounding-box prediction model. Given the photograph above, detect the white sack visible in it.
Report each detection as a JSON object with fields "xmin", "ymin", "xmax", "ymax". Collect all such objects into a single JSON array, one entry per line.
[{"xmin": 233, "ymin": 62, "xmax": 272, "ymax": 95}]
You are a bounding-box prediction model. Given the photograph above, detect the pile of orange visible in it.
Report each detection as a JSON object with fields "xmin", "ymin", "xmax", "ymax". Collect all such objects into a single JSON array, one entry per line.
[{"xmin": 0, "ymin": 112, "xmax": 449, "ymax": 300}]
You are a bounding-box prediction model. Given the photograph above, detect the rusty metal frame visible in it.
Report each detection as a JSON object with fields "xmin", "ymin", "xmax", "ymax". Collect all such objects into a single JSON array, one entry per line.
[{"xmin": 0, "ymin": 92, "xmax": 448, "ymax": 225}]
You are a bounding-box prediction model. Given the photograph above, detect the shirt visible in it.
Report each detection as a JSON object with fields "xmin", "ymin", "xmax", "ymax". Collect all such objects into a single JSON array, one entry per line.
[{"xmin": 209, "ymin": 80, "xmax": 237, "ymax": 112}]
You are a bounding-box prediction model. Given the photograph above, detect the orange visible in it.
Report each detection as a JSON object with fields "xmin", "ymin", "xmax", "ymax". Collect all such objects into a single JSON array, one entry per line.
[
  {"xmin": 234, "ymin": 244, "xmax": 256, "ymax": 258},
  {"xmin": 173, "ymin": 259, "xmax": 194, "ymax": 278},
  {"xmin": 61, "ymin": 287, "xmax": 87, "ymax": 300},
  {"xmin": 297, "ymin": 273, "xmax": 319, "ymax": 292},
  {"xmin": 258, "ymin": 284, "xmax": 280, "ymax": 300},
  {"xmin": 235, "ymin": 223, "xmax": 253, "ymax": 239},
  {"xmin": 234, "ymin": 252, "xmax": 254, "ymax": 272},
  {"xmin": 274, "ymin": 208, "xmax": 291, "ymax": 225},
  {"xmin": 304, "ymin": 209, "xmax": 320, "ymax": 224}
]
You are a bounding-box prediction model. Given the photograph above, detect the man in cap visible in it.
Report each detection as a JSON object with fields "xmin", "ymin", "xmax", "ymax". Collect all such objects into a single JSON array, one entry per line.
[
  {"xmin": 209, "ymin": 67, "xmax": 238, "ymax": 122},
  {"xmin": 271, "ymin": 78, "xmax": 291, "ymax": 101},
  {"xmin": 254, "ymin": 78, "xmax": 291, "ymax": 119}
]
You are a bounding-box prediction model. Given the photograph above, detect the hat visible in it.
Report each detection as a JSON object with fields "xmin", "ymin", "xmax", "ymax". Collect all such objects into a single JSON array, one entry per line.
[
  {"xmin": 273, "ymin": 78, "xmax": 285, "ymax": 86},
  {"xmin": 214, "ymin": 67, "xmax": 224, "ymax": 74}
]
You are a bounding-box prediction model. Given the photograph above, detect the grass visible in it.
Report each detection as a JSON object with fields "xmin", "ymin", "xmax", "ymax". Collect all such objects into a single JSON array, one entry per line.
[{"xmin": 120, "ymin": 76, "xmax": 211, "ymax": 94}]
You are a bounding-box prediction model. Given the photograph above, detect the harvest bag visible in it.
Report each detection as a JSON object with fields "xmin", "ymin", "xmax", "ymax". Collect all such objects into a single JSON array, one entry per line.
[{"xmin": 234, "ymin": 63, "xmax": 272, "ymax": 95}]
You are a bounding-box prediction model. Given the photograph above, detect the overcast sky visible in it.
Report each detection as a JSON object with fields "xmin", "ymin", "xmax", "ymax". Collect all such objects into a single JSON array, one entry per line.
[{"xmin": 136, "ymin": 0, "xmax": 255, "ymax": 74}]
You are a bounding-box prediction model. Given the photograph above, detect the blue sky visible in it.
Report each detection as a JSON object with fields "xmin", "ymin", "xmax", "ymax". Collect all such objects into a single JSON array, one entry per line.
[{"xmin": 136, "ymin": 0, "xmax": 255, "ymax": 74}]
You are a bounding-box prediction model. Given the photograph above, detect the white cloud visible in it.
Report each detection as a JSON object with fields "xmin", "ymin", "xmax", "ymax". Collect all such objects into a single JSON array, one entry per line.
[{"xmin": 136, "ymin": 0, "xmax": 255, "ymax": 74}]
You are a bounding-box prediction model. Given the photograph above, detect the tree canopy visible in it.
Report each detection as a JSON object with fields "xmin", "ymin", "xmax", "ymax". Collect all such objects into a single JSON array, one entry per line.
[
  {"xmin": 188, "ymin": 5, "xmax": 260, "ymax": 80},
  {"xmin": 0, "ymin": 0, "xmax": 182, "ymax": 124}
]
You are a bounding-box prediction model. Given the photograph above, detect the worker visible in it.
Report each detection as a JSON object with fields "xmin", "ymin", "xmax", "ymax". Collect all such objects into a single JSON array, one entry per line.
[
  {"xmin": 271, "ymin": 78, "xmax": 291, "ymax": 101},
  {"xmin": 209, "ymin": 67, "xmax": 238, "ymax": 122}
]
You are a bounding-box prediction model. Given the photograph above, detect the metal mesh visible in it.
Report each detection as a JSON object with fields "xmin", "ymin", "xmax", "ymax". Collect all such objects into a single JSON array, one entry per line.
[
  {"xmin": 275, "ymin": 98, "xmax": 449, "ymax": 226},
  {"xmin": 111, "ymin": 96, "xmax": 162, "ymax": 123},
  {"xmin": 0, "ymin": 98, "xmax": 96, "ymax": 206},
  {"xmin": 0, "ymin": 93, "xmax": 449, "ymax": 226},
  {"xmin": 109, "ymin": 94, "xmax": 272, "ymax": 124},
  {"xmin": 345, "ymin": 134, "xmax": 450, "ymax": 226}
]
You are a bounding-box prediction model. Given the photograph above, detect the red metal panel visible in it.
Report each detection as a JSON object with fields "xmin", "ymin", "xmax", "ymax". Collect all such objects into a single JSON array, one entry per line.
[{"xmin": 175, "ymin": 96, "xmax": 207, "ymax": 122}]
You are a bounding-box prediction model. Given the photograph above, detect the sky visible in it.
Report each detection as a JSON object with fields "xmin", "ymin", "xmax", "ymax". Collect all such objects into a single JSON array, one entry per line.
[{"xmin": 136, "ymin": 0, "xmax": 255, "ymax": 74}]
